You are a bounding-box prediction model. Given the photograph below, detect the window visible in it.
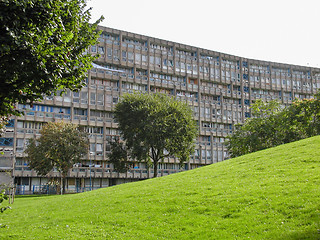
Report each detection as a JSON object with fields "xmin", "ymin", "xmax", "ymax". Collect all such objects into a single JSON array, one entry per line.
[
  {"xmin": 16, "ymin": 139, "xmax": 24, "ymax": 147},
  {"xmin": 113, "ymin": 49, "xmax": 119, "ymax": 61},
  {"xmin": 91, "ymin": 45, "xmax": 97, "ymax": 53},
  {"xmin": 98, "ymin": 46, "xmax": 104, "ymax": 54},
  {"xmin": 15, "ymin": 158, "xmax": 23, "ymax": 166},
  {"xmin": 73, "ymin": 92, "xmax": 80, "ymax": 103},
  {"xmin": 207, "ymin": 150, "xmax": 211, "ymax": 159},
  {"xmin": 122, "ymin": 51, "xmax": 127, "ymax": 61},
  {"xmin": 0, "ymin": 138, "xmax": 13, "ymax": 146},
  {"xmin": 187, "ymin": 64, "xmax": 192, "ymax": 74},
  {"xmin": 162, "ymin": 59, "xmax": 168, "ymax": 69},
  {"xmin": 90, "ymin": 92, "xmax": 96, "ymax": 105},
  {"xmin": 128, "ymin": 52, "xmax": 134, "ymax": 63},
  {"xmin": 16, "ymin": 139, "xmax": 24, "ymax": 152},
  {"xmin": 215, "ymin": 69, "xmax": 220, "ymax": 78},
  {"xmin": 142, "ymin": 55, "xmax": 147, "ymax": 62},
  {"xmin": 96, "ymin": 144, "xmax": 103, "ymax": 156},
  {"xmin": 89, "ymin": 144, "xmax": 95, "ymax": 154},
  {"xmin": 6, "ymin": 119, "xmax": 14, "ymax": 128},
  {"xmin": 155, "ymin": 57, "xmax": 161, "ymax": 67},
  {"xmin": 62, "ymin": 90, "xmax": 71, "ymax": 102},
  {"xmin": 149, "ymin": 56, "xmax": 154, "ymax": 64},
  {"xmin": 74, "ymin": 108, "xmax": 87, "ymax": 116},
  {"xmin": 17, "ymin": 121, "xmax": 43, "ymax": 130},
  {"xmin": 113, "ymin": 97, "xmax": 118, "ymax": 104},
  {"xmin": 105, "ymin": 128, "xmax": 119, "ymax": 135},
  {"xmin": 97, "ymin": 94, "xmax": 104, "ymax": 106},
  {"xmin": 193, "ymin": 64, "xmax": 198, "ymax": 74},
  {"xmin": 17, "ymin": 121, "xmax": 23, "ymax": 129},
  {"xmin": 86, "ymin": 127, "xmax": 103, "ymax": 134},
  {"xmin": 135, "ymin": 53, "xmax": 141, "ymax": 64},
  {"xmin": 107, "ymin": 48, "xmax": 112, "ymax": 59},
  {"xmin": 81, "ymin": 92, "xmax": 88, "ymax": 104},
  {"xmin": 188, "ymin": 78, "xmax": 198, "ymax": 85},
  {"xmin": 181, "ymin": 63, "xmax": 185, "ymax": 72},
  {"xmin": 175, "ymin": 61, "xmax": 180, "ymax": 71},
  {"xmin": 106, "ymin": 95, "xmax": 112, "ymax": 103},
  {"xmin": 201, "ymin": 149, "xmax": 206, "ymax": 159}
]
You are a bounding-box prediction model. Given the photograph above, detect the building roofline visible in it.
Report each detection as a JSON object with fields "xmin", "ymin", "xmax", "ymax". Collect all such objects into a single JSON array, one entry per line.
[{"xmin": 97, "ymin": 25, "xmax": 320, "ymax": 72}]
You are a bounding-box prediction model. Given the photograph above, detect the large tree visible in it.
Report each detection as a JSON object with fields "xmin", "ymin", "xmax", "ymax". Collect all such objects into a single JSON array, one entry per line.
[
  {"xmin": 25, "ymin": 122, "xmax": 88, "ymax": 194},
  {"xmin": 0, "ymin": 0, "xmax": 103, "ymax": 117},
  {"xmin": 111, "ymin": 93, "xmax": 198, "ymax": 178}
]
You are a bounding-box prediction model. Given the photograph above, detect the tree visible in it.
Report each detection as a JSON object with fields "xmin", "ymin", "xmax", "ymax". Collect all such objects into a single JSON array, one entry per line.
[
  {"xmin": 286, "ymin": 94, "xmax": 320, "ymax": 138},
  {"xmin": 112, "ymin": 93, "xmax": 198, "ymax": 178},
  {"xmin": 226, "ymin": 93, "xmax": 320, "ymax": 158},
  {"xmin": 0, "ymin": 0, "xmax": 103, "ymax": 117},
  {"xmin": 225, "ymin": 100, "xmax": 281, "ymax": 157},
  {"xmin": 226, "ymin": 99, "xmax": 290, "ymax": 158},
  {"xmin": 0, "ymin": 189, "xmax": 9, "ymax": 213},
  {"xmin": 25, "ymin": 122, "xmax": 88, "ymax": 194}
]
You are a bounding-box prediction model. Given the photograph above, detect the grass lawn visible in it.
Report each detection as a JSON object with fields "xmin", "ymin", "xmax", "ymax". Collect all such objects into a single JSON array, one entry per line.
[{"xmin": 1, "ymin": 136, "xmax": 320, "ymax": 239}]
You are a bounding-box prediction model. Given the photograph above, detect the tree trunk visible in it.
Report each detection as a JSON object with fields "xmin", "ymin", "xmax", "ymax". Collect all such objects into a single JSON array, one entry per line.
[
  {"xmin": 153, "ymin": 160, "xmax": 158, "ymax": 178},
  {"xmin": 61, "ymin": 173, "xmax": 66, "ymax": 195},
  {"xmin": 60, "ymin": 176, "xmax": 63, "ymax": 195},
  {"xmin": 62, "ymin": 177, "xmax": 66, "ymax": 194}
]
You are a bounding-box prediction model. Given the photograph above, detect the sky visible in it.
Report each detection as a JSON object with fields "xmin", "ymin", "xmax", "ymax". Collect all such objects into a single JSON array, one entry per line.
[{"xmin": 87, "ymin": 0, "xmax": 320, "ymax": 68}]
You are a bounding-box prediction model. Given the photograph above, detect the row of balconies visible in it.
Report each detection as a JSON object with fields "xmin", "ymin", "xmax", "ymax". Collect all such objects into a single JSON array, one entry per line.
[
  {"xmin": 14, "ymin": 167, "xmax": 182, "ymax": 179},
  {"xmin": 97, "ymin": 45, "xmax": 319, "ymax": 86},
  {"xmin": 90, "ymin": 65, "xmax": 316, "ymax": 100},
  {"xmin": 98, "ymin": 27, "xmax": 320, "ymax": 73},
  {"xmin": 99, "ymin": 44, "xmax": 316, "ymax": 82}
]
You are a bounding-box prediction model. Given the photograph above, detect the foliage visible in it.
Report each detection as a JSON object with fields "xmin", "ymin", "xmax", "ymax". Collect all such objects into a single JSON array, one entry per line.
[
  {"xmin": 0, "ymin": 189, "xmax": 9, "ymax": 213},
  {"xmin": 25, "ymin": 122, "xmax": 88, "ymax": 193},
  {"xmin": 113, "ymin": 93, "xmax": 198, "ymax": 177},
  {"xmin": 1, "ymin": 136, "xmax": 320, "ymax": 239},
  {"xmin": 226, "ymin": 100, "xmax": 282, "ymax": 157},
  {"xmin": 107, "ymin": 141, "xmax": 131, "ymax": 173},
  {"xmin": 0, "ymin": 117, "xmax": 8, "ymax": 137},
  {"xmin": 0, "ymin": 0, "xmax": 103, "ymax": 117},
  {"xmin": 286, "ymin": 94, "xmax": 320, "ymax": 137},
  {"xmin": 250, "ymin": 99, "xmax": 282, "ymax": 118},
  {"xmin": 0, "ymin": 117, "xmax": 9, "ymax": 154},
  {"xmin": 226, "ymin": 94, "xmax": 320, "ymax": 157}
]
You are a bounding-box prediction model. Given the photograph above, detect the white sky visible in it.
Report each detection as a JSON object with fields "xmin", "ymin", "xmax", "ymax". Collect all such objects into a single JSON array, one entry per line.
[{"xmin": 87, "ymin": 0, "xmax": 320, "ymax": 68}]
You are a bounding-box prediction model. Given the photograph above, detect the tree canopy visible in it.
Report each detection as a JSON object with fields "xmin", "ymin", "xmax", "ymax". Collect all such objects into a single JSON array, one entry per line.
[
  {"xmin": 0, "ymin": 0, "xmax": 103, "ymax": 117},
  {"xmin": 110, "ymin": 93, "xmax": 198, "ymax": 177},
  {"xmin": 25, "ymin": 121, "xmax": 88, "ymax": 193},
  {"xmin": 226, "ymin": 93, "xmax": 320, "ymax": 158}
]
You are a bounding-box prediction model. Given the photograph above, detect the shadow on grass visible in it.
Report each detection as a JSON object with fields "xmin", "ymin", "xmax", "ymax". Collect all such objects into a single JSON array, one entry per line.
[
  {"xmin": 277, "ymin": 230, "xmax": 320, "ymax": 240},
  {"xmin": 15, "ymin": 194, "xmax": 60, "ymax": 199}
]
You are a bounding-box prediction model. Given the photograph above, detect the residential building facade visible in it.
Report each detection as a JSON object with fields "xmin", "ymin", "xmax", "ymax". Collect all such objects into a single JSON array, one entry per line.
[{"xmin": 1, "ymin": 26, "xmax": 320, "ymax": 193}]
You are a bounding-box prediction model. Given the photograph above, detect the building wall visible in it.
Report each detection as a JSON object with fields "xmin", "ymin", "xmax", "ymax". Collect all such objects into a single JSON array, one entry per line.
[{"xmin": 1, "ymin": 26, "xmax": 320, "ymax": 191}]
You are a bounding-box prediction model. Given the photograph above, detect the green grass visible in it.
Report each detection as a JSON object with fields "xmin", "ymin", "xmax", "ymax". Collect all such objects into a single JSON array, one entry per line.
[{"xmin": 1, "ymin": 136, "xmax": 320, "ymax": 239}]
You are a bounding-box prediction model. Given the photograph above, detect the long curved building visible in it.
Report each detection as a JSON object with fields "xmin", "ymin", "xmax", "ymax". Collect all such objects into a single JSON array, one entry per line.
[{"xmin": 1, "ymin": 26, "xmax": 320, "ymax": 193}]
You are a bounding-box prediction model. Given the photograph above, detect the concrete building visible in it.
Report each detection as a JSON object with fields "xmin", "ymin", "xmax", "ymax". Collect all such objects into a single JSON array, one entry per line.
[{"xmin": 1, "ymin": 26, "xmax": 320, "ymax": 193}]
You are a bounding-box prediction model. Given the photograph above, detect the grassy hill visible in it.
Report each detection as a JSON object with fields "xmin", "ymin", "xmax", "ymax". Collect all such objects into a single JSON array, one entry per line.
[{"xmin": 1, "ymin": 136, "xmax": 320, "ymax": 239}]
